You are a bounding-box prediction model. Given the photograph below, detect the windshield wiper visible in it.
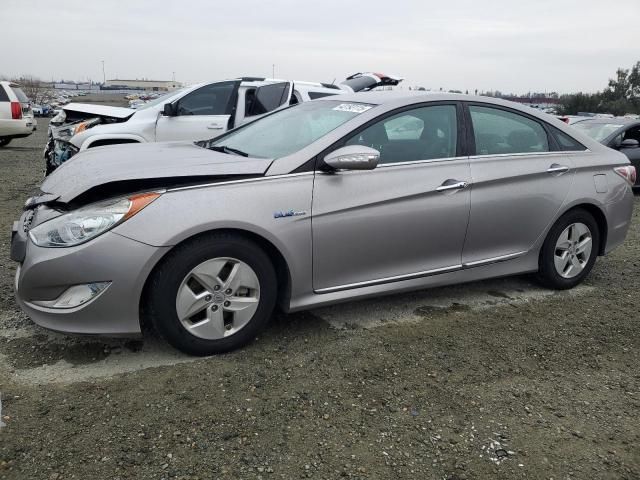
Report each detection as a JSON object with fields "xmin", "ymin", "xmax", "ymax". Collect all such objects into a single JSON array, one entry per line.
[{"xmin": 208, "ymin": 145, "xmax": 249, "ymax": 157}]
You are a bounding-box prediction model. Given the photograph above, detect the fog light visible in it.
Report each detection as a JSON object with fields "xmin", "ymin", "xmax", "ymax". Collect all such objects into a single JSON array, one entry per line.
[{"xmin": 31, "ymin": 282, "xmax": 111, "ymax": 309}]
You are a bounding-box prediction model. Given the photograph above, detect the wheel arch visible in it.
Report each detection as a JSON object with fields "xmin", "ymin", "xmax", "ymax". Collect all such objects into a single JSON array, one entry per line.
[
  {"xmin": 139, "ymin": 228, "xmax": 292, "ymax": 332},
  {"xmin": 555, "ymin": 202, "xmax": 608, "ymax": 256}
]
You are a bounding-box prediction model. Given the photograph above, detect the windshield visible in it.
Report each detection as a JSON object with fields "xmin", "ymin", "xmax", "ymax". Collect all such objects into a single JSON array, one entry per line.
[
  {"xmin": 573, "ymin": 122, "xmax": 623, "ymax": 142},
  {"xmin": 136, "ymin": 89, "xmax": 185, "ymax": 111},
  {"xmin": 209, "ymin": 100, "xmax": 374, "ymax": 158}
]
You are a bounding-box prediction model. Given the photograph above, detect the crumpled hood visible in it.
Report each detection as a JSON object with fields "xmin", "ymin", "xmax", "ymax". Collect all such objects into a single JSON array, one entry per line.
[
  {"xmin": 62, "ymin": 102, "xmax": 135, "ymax": 119},
  {"xmin": 41, "ymin": 141, "xmax": 273, "ymax": 203}
]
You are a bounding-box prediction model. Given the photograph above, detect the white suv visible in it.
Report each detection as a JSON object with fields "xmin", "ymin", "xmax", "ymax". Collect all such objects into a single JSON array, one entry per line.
[
  {"xmin": 45, "ymin": 73, "xmax": 401, "ymax": 173},
  {"xmin": 0, "ymin": 81, "xmax": 37, "ymax": 147}
]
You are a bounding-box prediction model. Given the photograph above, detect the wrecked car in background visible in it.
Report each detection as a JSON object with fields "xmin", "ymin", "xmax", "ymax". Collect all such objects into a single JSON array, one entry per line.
[{"xmin": 44, "ymin": 72, "xmax": 402, "ymax": 174}]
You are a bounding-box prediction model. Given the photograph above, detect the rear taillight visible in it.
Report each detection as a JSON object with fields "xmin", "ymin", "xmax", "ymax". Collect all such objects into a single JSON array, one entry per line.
[
  {"xmin": 614, "ymin": 165, "xmax": 637, "ymax": 186},
  {"xmin": 10, "ymin": 102, "xmax": 22, "ymax": 120}
]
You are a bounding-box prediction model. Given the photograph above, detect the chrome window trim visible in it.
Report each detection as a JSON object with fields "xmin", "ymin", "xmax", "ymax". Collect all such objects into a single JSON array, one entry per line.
[
  {"xmin": 469, "ymin": 149, "xmax": 591, "ymax": 160},
  {"xmin": 376, "ymin": 155, "xmax": 468, "ymax": 168}
]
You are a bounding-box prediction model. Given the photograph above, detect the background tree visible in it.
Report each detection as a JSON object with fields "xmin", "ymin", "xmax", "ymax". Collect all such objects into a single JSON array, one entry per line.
[{"xmin": 558, "ymin": 61, "xmax": 640, "ymax": 116}]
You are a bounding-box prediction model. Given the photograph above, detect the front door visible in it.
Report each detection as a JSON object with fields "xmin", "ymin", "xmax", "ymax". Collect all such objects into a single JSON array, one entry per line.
[
  {"xmin": 312, "ymin": 104, "xmax": 471, "ymax": 292},
  {"xmin": 462, "ymin": 104, "xmax": 575, "ymax": 265},
  {"xmin": 155, "ymin": 81, "xmax": 239, "ymax": 142}
]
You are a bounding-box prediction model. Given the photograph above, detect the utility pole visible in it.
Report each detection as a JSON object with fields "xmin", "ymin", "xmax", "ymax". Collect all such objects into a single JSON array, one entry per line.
[
  {"xmin": 101, "ymin": 60, "xmax": 105, "ymax": 84},
  {"xmin": 172, "ymin": 71, "xmax": 176, "ymax": 82}
]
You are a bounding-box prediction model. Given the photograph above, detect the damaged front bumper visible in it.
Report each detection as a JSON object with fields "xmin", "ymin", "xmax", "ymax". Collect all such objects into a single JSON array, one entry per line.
[
  {"xmin": 44, "ymin": 136, "xmax": 79, "ymax": 174},
  {"xmin": 44, "ymin": 117, "xmax": 99, "ymax": 175},
  {"xmin": 11, "ymin": 201, "xmax": 169, "ymax": 335}
]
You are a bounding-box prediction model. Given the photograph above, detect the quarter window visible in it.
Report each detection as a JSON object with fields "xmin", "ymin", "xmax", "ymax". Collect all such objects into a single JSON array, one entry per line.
[
  {"xmin": 550, "ymin": 126, "xmax": 587, "ymax": 151},
  {"xmin": 345, "ymin": 105, "xmax": 458, "ymax": 164},
  {"xmin": 177, "ymin": 82, "xmax": 236, "ymax": 116},
  {"xmin": 469, "ymin": 105, "xmax": 549, "ymax": 155}
]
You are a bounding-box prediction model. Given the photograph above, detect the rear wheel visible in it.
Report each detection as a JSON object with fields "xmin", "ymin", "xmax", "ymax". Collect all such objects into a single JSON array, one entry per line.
[
  {"xmin": 537, "ymin": 209, "xmax": 599, "ymax": 290},
  {"xmin": 145, "ymin": 233, "xmax": 277, "ymax": 355},
  {"xmin": 0, "ymin": 138, "xmax": 12, "ymax": 147}
]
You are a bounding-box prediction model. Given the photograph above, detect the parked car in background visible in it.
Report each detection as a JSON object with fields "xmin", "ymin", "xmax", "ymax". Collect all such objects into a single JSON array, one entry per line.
[
  {"xmin": 12, "ymin": 92, "xmax": 634, "ymax": 355},
  {"xmin": 32, "ymin": 104, "xmax": 53, "ymax": 117},
  {"xmin": 0, "ymin": 81, "xmax": 37, "ymax": 147},
  {"xmin": 557, "ymin": 115, "xmax": 592, "ymax": 125},
  {"xmin": 571, "ymin": 117, "xmax": 640, "ymax": 188},
  {"xmin": 44, "ymin": 72, "xmax": 402, "ymax": 174}
]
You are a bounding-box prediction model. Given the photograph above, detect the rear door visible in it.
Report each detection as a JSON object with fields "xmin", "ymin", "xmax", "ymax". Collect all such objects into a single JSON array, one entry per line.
[
  {"xmin": 312, "ymin": 103, "xmax": 471, "ymax": 292},
  {"xmin": 237, "ymin": 81, "xmax": 293, "ymax": 125},
  {"xmin": 462, "ymin": 103, "xmax": 575, "ymax": 266},
  {"xmin": 155, "ymin": 81, "xmax": 239, "ymax": 142}
]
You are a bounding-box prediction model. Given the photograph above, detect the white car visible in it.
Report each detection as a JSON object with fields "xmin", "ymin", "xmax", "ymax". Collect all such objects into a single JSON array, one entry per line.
[
  {"xmin": 45, "ymin": 73, "xmax": 402, "ymax": 173},
  {"xmin": 0, "ymin": 81, "xmax": 37, "ymax": 147}
]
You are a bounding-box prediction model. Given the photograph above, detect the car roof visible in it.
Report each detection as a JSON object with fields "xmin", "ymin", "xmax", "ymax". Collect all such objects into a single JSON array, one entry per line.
[
  {"xmin": 314, "ymin": 90, "xmax": 564, "ymax": 118},
  {"xmin": 574, "ymin": 117, "xmax": 639, "ymax": 126}
]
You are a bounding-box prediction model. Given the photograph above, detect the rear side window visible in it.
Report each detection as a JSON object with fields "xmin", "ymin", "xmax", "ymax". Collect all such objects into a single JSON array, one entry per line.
[
  {"xmin": 0, "ymin": 85, "xmax": 9, "ymax": 102},
  {"xmin": 550, "ymin": 127, "xmax": 587, "ymax": 151},
  {"xmin": 469, "ymin": 105, "xmax": 549, "ymax": 155},
  {"xmin": 308, "ymin": 91, "xmax": 338, "ymax": 100},
  {"xmin": 12, "ymin": 87, "xmax": 29, "ymax": 103},
  {"xmin": 246, "ymin": 82, "xmax": 291, "ymax": 117},
  {"xmin": 177, "ymin": 82, "xmax": 236, "ymax": 116}
]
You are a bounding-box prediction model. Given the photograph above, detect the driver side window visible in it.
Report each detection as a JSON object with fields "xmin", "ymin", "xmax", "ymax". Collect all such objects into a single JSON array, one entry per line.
[
  {"xmin": 623, "ymin": 126, "xmax": 640, "ymax": 142},
  {"xmin": 344, "ymin": 105, "xmax": 458, "ymax": 164},
  {"xmin": 177, "ymin": 82, "xmax": 236, "ymax": 116}
]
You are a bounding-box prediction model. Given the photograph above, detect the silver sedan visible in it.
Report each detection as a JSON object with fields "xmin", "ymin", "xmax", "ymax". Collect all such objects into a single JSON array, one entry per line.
[{"xmin": 11, "ymin": 92, "xmax": 636, "ymax": 355}]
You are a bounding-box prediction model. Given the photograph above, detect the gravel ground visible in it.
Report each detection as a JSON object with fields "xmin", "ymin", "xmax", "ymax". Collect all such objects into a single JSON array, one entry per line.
[{"xmin": 0, "ymin": 109, "xmax": 638, "ymax": 479}]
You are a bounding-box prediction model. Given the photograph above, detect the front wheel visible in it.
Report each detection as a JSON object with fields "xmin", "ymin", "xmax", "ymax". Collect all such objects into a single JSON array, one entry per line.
[
  {"xmin": 537, "ymin": 209, "xmax": 600, "ymax": 290},
  {"xmin": 145, "ymin": 233, "xmax": 277, "ymax": 356},
  {"xmin": 0, "ymin": 138, "xmax": 12, "ymax": 147}
]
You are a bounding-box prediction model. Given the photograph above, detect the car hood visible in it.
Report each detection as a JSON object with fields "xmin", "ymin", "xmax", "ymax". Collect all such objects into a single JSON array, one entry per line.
[
  {"xmin": 62, "ymin": 102, "xmax": 135, "ymax": 119},
  {"xmin": 40, "ymin": 141, "xmax": 274, "ymax": 203}
]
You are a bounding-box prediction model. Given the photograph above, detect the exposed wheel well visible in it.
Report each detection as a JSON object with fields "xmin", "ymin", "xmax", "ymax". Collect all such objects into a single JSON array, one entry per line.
[
  {"xmin": 87, "ymin": 139, "xmax": 140, "ymax": 148},
  {"xmin": 560, "ymin": 204, "xmax": 608, "ymax": 255},
  {"xmin": 139, "ymin": 229, "xmax": 291, "ymax": 333}
]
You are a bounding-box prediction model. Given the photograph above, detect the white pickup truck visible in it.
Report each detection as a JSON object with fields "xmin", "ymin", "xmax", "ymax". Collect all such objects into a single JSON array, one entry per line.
[{"xmin": 45, "ymin": 73, "xmax": 402, "ymax": 174}]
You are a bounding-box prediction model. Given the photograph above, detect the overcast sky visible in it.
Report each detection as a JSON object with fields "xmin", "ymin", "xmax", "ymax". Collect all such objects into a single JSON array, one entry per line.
[{"xmin": 2, "ymin": 0, "xmax": 639, "ymax": 94}]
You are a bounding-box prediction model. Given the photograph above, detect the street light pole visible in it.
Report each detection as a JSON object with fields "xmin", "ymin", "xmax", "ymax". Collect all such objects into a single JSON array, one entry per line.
[
  {"xmin": 272, "ymin": 64, "xmax": 275, "ymax": 78},
  {"xmin": 101, "ymin": 60, "xmax": 105, "ymax": 84}
]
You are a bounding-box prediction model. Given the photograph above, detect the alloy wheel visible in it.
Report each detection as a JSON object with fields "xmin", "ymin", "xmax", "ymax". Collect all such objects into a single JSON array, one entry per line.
[
  {"xmin": 176, "ymin": 257, "xmax": 260, "ymax": 339},
  {"xmin": 553, "ymin": 222, "xmax": 593, "ymax": 279}
]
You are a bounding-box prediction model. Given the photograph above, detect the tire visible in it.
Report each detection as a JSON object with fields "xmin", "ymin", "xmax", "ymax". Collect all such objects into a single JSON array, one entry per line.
[
  {"xmin": 537, "ymin": 209, "xmax": 600, "ymax": 290},
  {"xmin": 145, "ymin": 233, "xmax": 277, "ymax": 355},
  {"xmin": 0, "ymin": 138, "xmax": 12, "ymax": 147}
]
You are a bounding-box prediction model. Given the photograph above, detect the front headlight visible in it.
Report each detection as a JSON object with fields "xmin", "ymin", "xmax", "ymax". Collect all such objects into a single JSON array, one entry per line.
[{"xmin": 28, "ymin": 192, "xmax": 161, "ymax": 248}]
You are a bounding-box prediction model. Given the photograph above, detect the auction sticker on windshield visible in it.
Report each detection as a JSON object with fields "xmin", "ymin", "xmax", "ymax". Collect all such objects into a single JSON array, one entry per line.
[{"xmin": 332, "ymin": 103, "xmax": 373, "ymax": 113}]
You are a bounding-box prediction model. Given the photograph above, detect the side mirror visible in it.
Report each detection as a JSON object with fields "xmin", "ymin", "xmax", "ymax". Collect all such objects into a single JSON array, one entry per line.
[
  {"xmin": 162, "ymin": 103, "xmax": 177, "ymax": 117},
  {"xmin": 620, "ymin": 138, "xmax": 640, "ymax": 149},
  {"xmin": 323, "ymin": 145, "xmax": 380, "ymax": 171}
]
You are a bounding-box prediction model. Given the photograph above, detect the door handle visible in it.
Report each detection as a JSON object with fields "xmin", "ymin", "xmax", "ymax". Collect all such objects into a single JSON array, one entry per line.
[
  {"xmin": 436, "ymin": 180, "xmax": 469, "ymax": 192},
  {"xmin": 207, "ymin": 123, "xmax": 224, "ymax": 130},
  {"xmin": 547, "ymin": 164, "xmax": 569, "ymax": 174}
]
